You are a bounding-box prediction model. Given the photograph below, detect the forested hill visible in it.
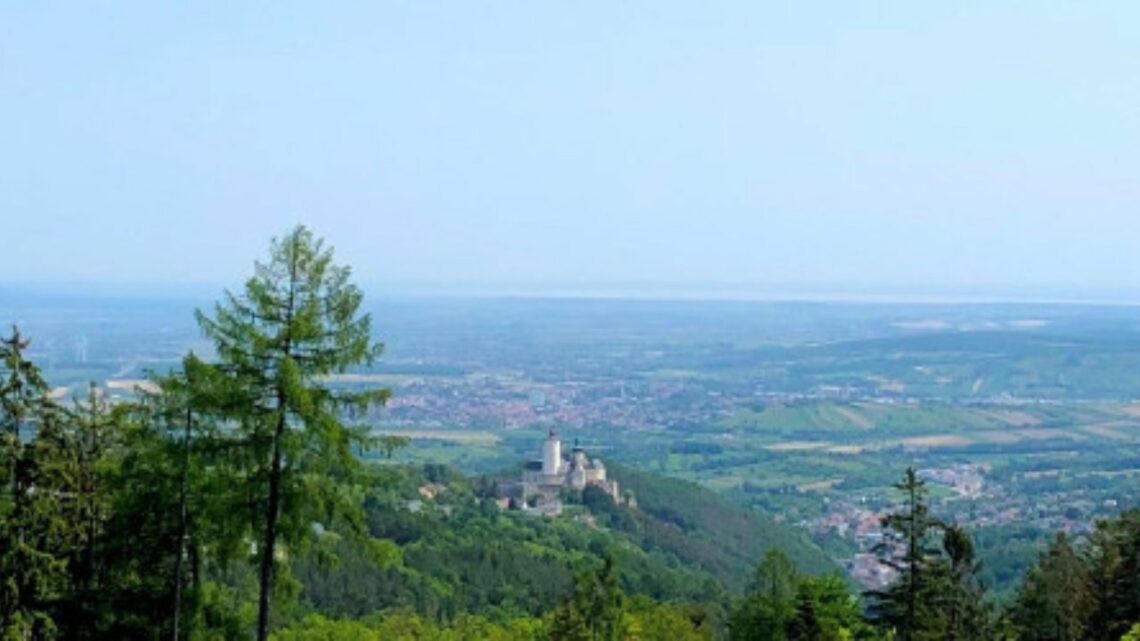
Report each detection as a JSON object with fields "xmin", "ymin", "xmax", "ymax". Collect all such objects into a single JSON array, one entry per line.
[
  {"xmin": 293, "ymin": 462, "xmax": 835, "ymax": 622},
  {"xmin": 605, "ymin": 464, "xmax": 836, "ymax": 588}
]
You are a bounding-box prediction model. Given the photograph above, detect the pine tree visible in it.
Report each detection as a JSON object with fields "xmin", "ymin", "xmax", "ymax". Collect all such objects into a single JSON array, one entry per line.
[{"xmin": 196, "ymin": 225, "xmax": 389, "ymax": 641}]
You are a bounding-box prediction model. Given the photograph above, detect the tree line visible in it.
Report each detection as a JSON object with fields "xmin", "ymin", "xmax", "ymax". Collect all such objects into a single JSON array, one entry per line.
[{"xmin": 729, "ymin": 467, "xmax": 1140, "ymax": 641}]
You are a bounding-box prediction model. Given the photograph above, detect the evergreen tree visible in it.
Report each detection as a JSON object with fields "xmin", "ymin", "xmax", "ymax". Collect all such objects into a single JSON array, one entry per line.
[
  {"xmin": 1086, "ymin": 510, "xmax": 1140, "ymax": 641},
  {"xmin": 0, "ymin": 327, "xmax": 68, "ymax": 641},
  {"xmin": 1012, "ymin": 532, "xmax": 1093, "ymax": 641},
  {"xmin": 54, "ymin": 384, "xmax": 121, "ymax": 639},
  {"xmin": 865, "ymin": 467, "xmax": 946, "ymax": 641},
  {"xmin": 96, "ymin": 354, "xmax": 245, "ymax": 640},
  {"xmin": 729, "ymin": 549, "xmax": 798, "ymax": 641},
  {"xmin": 150, "ymin": 354, "xmax": 242, "ymax": 641},
  {"xmin": 97, "ymin": 400, "xmax": 192, "ymax": 639},
  {"xmin": 941, "ymin": 524, "xmax": 990, "ymax": 641},
  {"xmin": 787, "ymin": 575, "xmax": 871, "ymax": 641},
  {"xmin": 195, "ymin": 225, "xmax": 389, "ymax": 641},
  {"xmin": 0, "ymin": 327, "xmax": 52, "ymax": 522},
  {"xmin": 549, "ymin": 556, "xmax": 627, "ymax": 641}
]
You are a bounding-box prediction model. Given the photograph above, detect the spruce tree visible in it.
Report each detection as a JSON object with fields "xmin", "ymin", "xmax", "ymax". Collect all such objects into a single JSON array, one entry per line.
[
  {"xmin": 149, "ymin": 354, "xmax": 237, "ymax": 641},
  {"xmin": 97, "ymin": 354, "xmax": 238, "ymax": 640},
  {"xmin": 0, "ymin": 327, "xmax": 51, "ymax": 511},
  {"xmin": 1086, "ymin": 510, "xmax": 1140, "ymax": 641},
  {"xmin": 1013, "ymin": 532, "xmax": 1092, "ymax": 641},
  {"xmin": 549, "ymin": 555, "xmax": 627, "ymax": 641},
  {"xmin": 865, "ymin": 467, "xmax": 946, "ymax": 641},
  {"xmin": 196, "ymin": 225, "xmax": 389, "ymax": 641},
  {"xmin": 55, "ymin": 384, "xmax": 120, "ymax": 639},
  {"xmin": 787, "ymin": 575, "xmax": 873, "ymax": 641},
  {"xmin": 941, "ymin": 523, "xmax": 989, "ymax": 641},
  {"xmin": 0, "ymin": 327, "xmax": 68, "ymax": 640},
  {"xmin": 729, "ymin": 549, "xmax": 798, "ymax": 641}
]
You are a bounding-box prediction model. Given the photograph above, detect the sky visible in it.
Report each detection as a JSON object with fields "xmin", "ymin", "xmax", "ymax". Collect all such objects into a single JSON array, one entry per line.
[{"xmin": 2, "ymin": 2, "xmax": 1139, "ymax": 300}]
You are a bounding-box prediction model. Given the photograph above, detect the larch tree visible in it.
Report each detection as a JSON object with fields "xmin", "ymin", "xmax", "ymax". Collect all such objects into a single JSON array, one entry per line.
[{"xmin": 195, "ymin": 225, "xmax": 389, "ymax": 641}]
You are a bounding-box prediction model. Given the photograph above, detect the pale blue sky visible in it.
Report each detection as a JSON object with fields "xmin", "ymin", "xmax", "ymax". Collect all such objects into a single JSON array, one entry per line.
[{"xmin": 2, "ymin": 2, "xmax": 1139, "ymax": 298}]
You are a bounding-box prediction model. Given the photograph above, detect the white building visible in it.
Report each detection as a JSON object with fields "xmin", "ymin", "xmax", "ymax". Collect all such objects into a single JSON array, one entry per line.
[{"xmin": 520, "ymin": 430, "xmax": 620, "ymax": 514}]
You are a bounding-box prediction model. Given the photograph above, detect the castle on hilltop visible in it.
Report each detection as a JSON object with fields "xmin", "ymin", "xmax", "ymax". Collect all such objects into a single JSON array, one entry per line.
[{"xmin": 520, "ymin": 430, "xmax": 622, "ymax": 515}]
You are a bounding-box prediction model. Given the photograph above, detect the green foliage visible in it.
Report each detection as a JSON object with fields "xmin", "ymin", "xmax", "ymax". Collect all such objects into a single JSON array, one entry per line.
[
  {"xmin": 1013, "ymin": 532, "xmax": 1093, "ymax": 641},
  {"xmin": 625, "ymin": 599, "xmax": 714, "ymax": 641},
  {"xmin": 1088, "ymin": 510, "xmax": 1140, "ymax": 641},
  {"xmin": 6, "ymin": 228, "xmax": 1140, "ymax": 641},
  {"xmin": 271, "ymin": 591, "xmax": 710, "ymax": 641},
  {"xmin": 0, "ymin": 326, "xmax": 66, "ymax": 641},
  {"xmin": 1010, "ymin": 510, "xmax": 1140, "ymax": 641},
  {"xmin": 293, "ymin": 464, "xmax": 723, "ymax": 622},
  {"xmin": 946, "ymin": 528, "xmax": 990, "ymax": 641},
  {"xmin": 609, "ymin": 464, "xmax": 836, "ymax": 586},
  {"xmin": 0, "ymin": 333, "xmax": 133, "ymax": 640},
  {"xmin": 865, "ymin": 468, "xmax": 947, "ymax": 641},
  {"xmin": 865, "ymin": 468, "xmax": 995, "ymax": 641},
  {"xmin": 729, "ymin": 550, "xmax": 799, "ymax": 641},
  {"xmin": 271, "ymin": 611, "xmax": 544, "ymax": 641},
  {"xmin": 548, "ymin": 556, "xmax": 626, "ymax": 641},
  {"xmin": 730, "ymin": 550, "xmax": 871, "ymax": 641},
  {"xmin": 195, "ymin": 225, "xmax": 390, "ymax": 641},
  {"xmin": 378, "ymin": 434, "xmax": 412, "ymax": 459},
  {"xmin": 788, "ymin": 575, "xmax": 873, "ymax": 641}
]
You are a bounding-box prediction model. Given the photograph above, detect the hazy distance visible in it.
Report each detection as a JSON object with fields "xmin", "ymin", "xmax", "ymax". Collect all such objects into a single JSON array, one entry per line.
[{"xmin": 3, "ymin": 2, "xmax": 1139, "ymax": 300}]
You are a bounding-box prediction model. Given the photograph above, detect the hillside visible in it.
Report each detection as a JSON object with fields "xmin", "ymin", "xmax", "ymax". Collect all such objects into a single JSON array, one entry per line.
[
  {"xmin": 293, "ymin": 463, "xmax": 835, "ymax": 622},
  {"xmin": 604, "ymin": 464, "xmax": 836, "ymax": 588}
]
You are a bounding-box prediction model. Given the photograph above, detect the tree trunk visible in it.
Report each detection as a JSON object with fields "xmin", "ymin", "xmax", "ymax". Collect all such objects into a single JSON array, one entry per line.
[
  {"xmin": 171, "ymin": 408, "xmax": 191, "ymax": 641},
  {"xmin": 255, "ymin": 233, "xmax": 298, "ymax": 641},
  {"xmin": 255, "ymin": 412, "xmax": 286, "ymax": 641}
]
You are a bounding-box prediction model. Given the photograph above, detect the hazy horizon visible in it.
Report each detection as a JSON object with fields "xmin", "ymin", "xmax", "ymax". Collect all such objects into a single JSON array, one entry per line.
[
  {"xmin": 6, "ymin": 277, "xmax": 1140, "ymax": 308},
  {"xmin": 4, "ymin": 2, "xmax": 1139, "ymax": 293}
]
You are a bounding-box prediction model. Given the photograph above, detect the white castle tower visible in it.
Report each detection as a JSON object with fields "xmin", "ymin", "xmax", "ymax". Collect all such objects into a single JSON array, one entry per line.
[
  {"xmin": 542, "ymin": 429, "xmax": 563, "ymax": 476},
  {"xmin": 519, "ymin": 431, "xmax": 624, "ymax": 515}
]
